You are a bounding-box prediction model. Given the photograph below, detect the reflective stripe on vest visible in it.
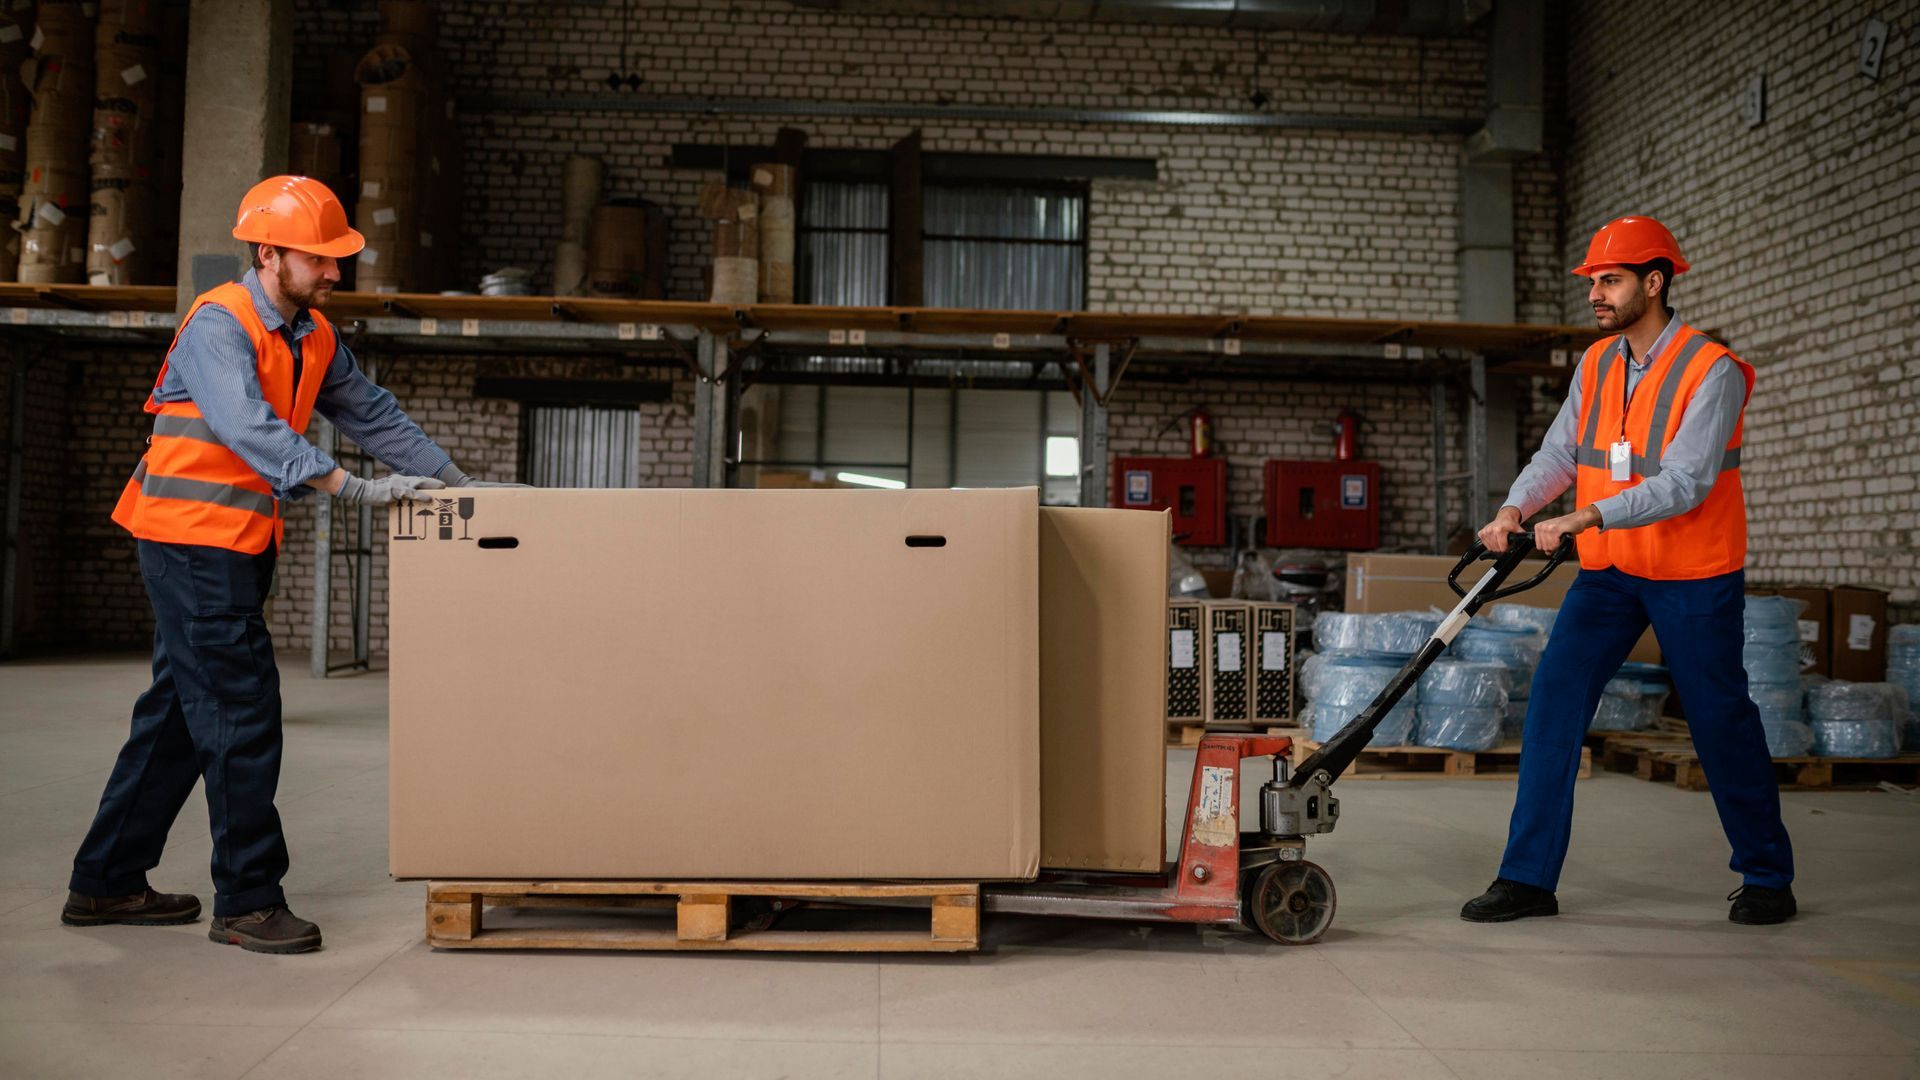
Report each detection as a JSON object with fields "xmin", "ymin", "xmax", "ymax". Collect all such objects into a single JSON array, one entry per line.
[
  {"xmin": 130, "ymin": 459, "xmax": 277, "ymax": 518},
  {"xmin": 110, "ymin": 282, "xmax": 337, "ymax": 555},
  {"xmin": 1571, "ymin": 333, "xmax": 1735, "ymax": 476}
]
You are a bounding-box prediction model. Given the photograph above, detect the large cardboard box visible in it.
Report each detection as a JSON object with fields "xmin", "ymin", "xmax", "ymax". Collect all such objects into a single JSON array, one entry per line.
[
  {"xmin": 1346, "ymin": 553, "xmax": 1661, "ymax": 664},
  {"xmin": 1830, "ymin": 586, "xmax": 1889, "ymax": 682},
  {"xmin": 389, "ymin": 488, "xmax": 1040, "ymax": 881},
  {"xmin": 1039, "ymin": 507, "xmax": 1168, "ymax": 872}
]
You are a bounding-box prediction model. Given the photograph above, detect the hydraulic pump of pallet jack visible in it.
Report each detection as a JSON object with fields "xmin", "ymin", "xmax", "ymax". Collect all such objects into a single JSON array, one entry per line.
[{"xmin": 1263, "ymin": 532, "xmax": 1575, "ymax": 837}]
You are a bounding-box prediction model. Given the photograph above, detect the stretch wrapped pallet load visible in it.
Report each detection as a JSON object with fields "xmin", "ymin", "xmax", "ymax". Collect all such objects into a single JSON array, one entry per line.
[
  {"xmin": 1890, "ymin": 625, "xmax": 1920, "ymax": 749},
  {"xmin": 86, "ymin": 0, "xmax": 161, "ymax": 285},
  {"xmin": 1488, "ymin": 603, "xmax": 1556, "ymax": 734},
  {"xmin": 1588, "ymin": 664, "xmax": 1670, "ymax": 732},
  {"xmin": 1743, "ymin": 593, "xmax": 1815, "ymax": 756},
  {"xmin": 1414, "ymin": 660, "xmax": 1506, "ymax": 752},
  {"xmin": 18, "ymin": 0, "xmax": 94, "ymax": 284},
  {"xmin": 1300, "ymin": 652, "xmax": 1416, "ymax": 747},
  {"xmin": 354, "ymin": 43, "xmax": 423, "ymax": 293},
  {"xmin": 386, "ymin": 489, "xmax": 1175, "ymax": 880},
  {"xmin": 1806, "ymin": 681, "xmax": 1906, "ymax": 760},
  {"xmin": 551, "ymin": 153, "xmax": 601, "ymax": 296},
  {"xmin": 751, "ymin": 162, "xmax": 795, "ymax": 303}
]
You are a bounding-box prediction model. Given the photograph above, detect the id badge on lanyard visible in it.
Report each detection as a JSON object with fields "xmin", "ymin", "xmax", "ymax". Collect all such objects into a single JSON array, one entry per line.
[
  {"xmin": 1609, "ymin": 439, "xmax": 1633, "ymax": 482},
  {"xmin": 1610, "ymin": 352, "xmax": 1635, "ymax": 482}
]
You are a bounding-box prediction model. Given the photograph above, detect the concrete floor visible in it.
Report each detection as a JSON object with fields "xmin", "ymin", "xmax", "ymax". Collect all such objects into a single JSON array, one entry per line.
[{"xmin": 2, "ymin": 654, "xmax": 1918, "ymax": 1079}]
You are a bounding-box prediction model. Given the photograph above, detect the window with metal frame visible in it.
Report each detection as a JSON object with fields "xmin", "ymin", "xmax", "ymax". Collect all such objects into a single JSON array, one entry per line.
[{"xmin": 523, "ymin": 405, "xmax": 645, "ymax": 489}]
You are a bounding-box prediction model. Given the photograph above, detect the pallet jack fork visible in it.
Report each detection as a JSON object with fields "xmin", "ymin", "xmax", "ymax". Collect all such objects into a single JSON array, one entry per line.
[{"xmin": 986, "ymin": 532, "xmax": 1573, "ymax": 945}]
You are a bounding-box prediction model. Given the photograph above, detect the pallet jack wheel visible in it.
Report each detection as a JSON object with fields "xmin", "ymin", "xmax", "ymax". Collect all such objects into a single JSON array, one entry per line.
[{"xmin": 1245, "ymin": 860, "xmax": 1336, "ymax": 945}]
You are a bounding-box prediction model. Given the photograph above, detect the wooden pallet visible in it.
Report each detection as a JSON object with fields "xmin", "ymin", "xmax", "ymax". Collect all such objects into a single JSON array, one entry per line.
[
  {"xmin": 425, "ymin": 880, "xmax": 981, "ymax": 952},
  {"xmin": 1590, "ymin": 734, "xmax": 1920, "ymax": 792},
  {"xmin": 1288, "ymin": 739, "xmax": 1589, "ymax": 781}
]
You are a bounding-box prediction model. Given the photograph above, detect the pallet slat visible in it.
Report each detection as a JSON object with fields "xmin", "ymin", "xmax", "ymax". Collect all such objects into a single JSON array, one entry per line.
[
  {"xmin": 425, "ymin": 880, "xmax": 981, "ymax": 953},
  {"xmin": 1289, "ymin": 739, "xmax": 1589, "ymax": 781},
  {"xmin": 1589, "ymin": 733, "xmax": 1920, "ymax": 791}
]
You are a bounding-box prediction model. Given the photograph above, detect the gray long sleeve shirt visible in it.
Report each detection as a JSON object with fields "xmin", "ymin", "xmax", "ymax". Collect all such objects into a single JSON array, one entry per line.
[
  {"xmin": 150, "ymin": 270, "xmax": 453, "ymax": 501},
  {"xmin": 1502, "ymin": 311, "xmax": 1747, "ymax": 531}
]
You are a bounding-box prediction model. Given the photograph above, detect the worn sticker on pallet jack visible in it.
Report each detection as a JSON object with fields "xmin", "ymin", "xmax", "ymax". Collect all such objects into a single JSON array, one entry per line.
[{"xmin": 1192, "ymin": 766, "xmax": 1236, "ymax": 847}]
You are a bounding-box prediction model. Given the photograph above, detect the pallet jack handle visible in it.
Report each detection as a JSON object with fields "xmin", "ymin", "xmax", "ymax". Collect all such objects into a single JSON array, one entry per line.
[{"xmin": 1287, "ymin": 533, "xmax": 1573, "ymax": 790}]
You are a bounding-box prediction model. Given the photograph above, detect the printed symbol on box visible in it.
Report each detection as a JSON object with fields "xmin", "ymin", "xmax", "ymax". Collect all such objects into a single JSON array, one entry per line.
[
  {"xmin": 1383, "ymin": 343, "xmax": 1403, "ymax": 359},
  {"xmin": 617, "ymin": 322, "xmax": 637, "ymax": 341},
  {"xmin": 1340, "ymin": 474, "xmax": 1369, "ymax": 509},
  {"xmin": 429, "ymin": 497, "xmax": 478, "ymax": 541},
  {"xmin": 829, "ymin": 329, "xmax": 847, "ymax": 345},
  {"xmin": 1223, "ymin": 337, "xmax": 1241, "ymax": 355},
  {"xmin": 1124, "ymin": 469, "xmax": 1153, "ymax": 506},
  {"xmin": 418, "ymin": 317, "xmax": 438, "ymax": 336},
  {"xmin": 1551, "ymin": 348, "xmax": 1570, "ymax": 367},
  {"xmin": 848, "ymin": 329, "xmax": 866, "ymax": 346},
  {"xmin": 641, "ymin": 324, "xmax": 661, "ymax": 340},
  {"xmin": 461, "ymin": 319, "xmax": 480, "ymax": 337},
  {"xmin": 392, "ymin": 503, "xmax": 433, "ymax": 541},
  {"xmin": 992, "ymin": 333, "xmax": 1011, "ymax": 349}
]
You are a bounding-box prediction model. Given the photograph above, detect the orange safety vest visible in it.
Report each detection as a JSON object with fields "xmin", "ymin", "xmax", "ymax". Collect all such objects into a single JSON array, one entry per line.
[
  {"xmin": 111, "ymin": 283, "xmax": 336, "ymax": 555},
  {"xmin": 1571, "ymin": 324, "xmax": 1754, "ymax": 580}
]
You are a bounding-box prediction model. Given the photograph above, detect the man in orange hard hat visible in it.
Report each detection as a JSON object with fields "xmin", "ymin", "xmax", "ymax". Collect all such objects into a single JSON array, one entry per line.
[
  {"xmin": 1463, "ymin": 215, "xmax": 1795, "ymax": 926},
  {"xmin": 65, "ymin": 176, "xmax": 514, "ymax": 954}
]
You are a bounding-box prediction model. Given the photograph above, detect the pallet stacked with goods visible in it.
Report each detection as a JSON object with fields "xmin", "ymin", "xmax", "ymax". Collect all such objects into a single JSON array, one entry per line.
[
  {"xmin": 87, "ymin": 0, "xmax": 163, "ymax": 285},
  {"xmin": 17, "ymin": 0, "xmax": 93, "ymax": 283},
  {"xmin": 352, "ymin": 0, "xmax": 457, "ymax": 293},
  {"xmin": 0, "ymin": 2, "xmax": 32, "ymax": 279}
]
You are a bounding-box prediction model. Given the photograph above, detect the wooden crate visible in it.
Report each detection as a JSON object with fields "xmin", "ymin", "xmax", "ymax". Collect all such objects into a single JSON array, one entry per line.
[
  {"xmin": 1289, "ymin": 739, "xmax": 1589, "ymax": 781},
  {"xmin": 1591, "ymin": 734, "xmax": 1920, "ymax": 792},
  {"xmin": 424, "ymin": 880, "xmax": 980, "ymax": 953}
]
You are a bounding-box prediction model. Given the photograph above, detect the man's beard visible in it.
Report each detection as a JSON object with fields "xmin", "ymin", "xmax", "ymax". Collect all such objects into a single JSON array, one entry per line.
[
  {"xmin": 1594, "ymin": 290, "xmax": 1644, "ymax": 329},
  {"xmin": 277, "ymin": 262, "xmax": 333, "ymax": 309}
]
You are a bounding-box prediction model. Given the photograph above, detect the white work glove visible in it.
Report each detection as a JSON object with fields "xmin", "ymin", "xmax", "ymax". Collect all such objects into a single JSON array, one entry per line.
[{"xmin": 337, "ymin": 473, "xmax": 446, "ymax": 506}]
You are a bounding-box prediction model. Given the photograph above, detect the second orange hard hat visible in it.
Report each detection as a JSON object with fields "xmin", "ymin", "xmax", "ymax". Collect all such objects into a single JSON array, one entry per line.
[
  {"xmin": 1571, "ymin": 215, "xmax": 1689, "ymax": 278},
  {"xmin": 231, "ymin": 175, "xmax": 366, "ymax": 259}
]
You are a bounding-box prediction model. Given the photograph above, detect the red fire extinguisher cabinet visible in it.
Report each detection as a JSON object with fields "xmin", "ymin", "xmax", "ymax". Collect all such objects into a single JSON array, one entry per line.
[
  {"xmin": 1263, "ymin": 460, "xmax": 1382, "ymax": 550},
  {"xmin": 1112, "ymin": 456, "xmax": 1228, "ymax": 546}
]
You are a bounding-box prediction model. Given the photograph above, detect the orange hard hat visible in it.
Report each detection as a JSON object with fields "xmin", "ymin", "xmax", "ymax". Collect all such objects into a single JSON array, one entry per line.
[
  {"xmin": 1570, "ymin": 215, "xmax": 1689, "ymax": 277},
  {"xmin": 231, "ymin": 175, "xmax": 365, "ymax": 258}
]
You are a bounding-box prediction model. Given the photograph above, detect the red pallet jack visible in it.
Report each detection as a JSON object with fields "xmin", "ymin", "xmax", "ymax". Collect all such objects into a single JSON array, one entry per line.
[{"xmin": 985, "ymin": 533, "xmax": 1573, "ymax": 944}]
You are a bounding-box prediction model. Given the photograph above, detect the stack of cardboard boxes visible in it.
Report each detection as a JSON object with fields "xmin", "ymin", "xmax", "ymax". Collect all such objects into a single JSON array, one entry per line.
[
  {"xmin": 1165, "ymin": 597, "xmax": 1298, "ymax": 738},
  {"xmin": 17, "ymin": 0, "xmax": 92, "ymax": 283}
]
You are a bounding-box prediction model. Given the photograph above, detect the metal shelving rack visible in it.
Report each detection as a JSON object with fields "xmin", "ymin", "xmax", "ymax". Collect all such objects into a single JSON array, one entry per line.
[{"xmin": 0, "ymin": 285, "xmax": 1597, "ymax": 668}]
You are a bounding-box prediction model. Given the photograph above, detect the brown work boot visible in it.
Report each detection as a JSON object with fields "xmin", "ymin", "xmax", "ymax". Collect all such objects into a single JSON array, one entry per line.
[
  {"xmin": 62, "ymin": 888, "xmax": 202, "ymax": 926},
  {"xmin": 208, "ymin": 906, "xmax": 322, "ymax": 954}
]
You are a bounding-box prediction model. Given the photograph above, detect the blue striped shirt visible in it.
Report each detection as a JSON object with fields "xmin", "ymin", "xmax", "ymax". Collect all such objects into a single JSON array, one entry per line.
[{"xmin": 151, "ymin": 270, "xmax": 452, "ymax": 500}]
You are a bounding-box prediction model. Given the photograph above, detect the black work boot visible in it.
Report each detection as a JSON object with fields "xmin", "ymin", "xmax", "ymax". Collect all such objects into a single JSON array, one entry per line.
[
  {"xmin": 62, "ymin": 888, "xmax": 202, "ymax": 926},
  {"xmin": 1460, "ymin": 878, "xmax": 1559, "ymax": 923},
  {"xmin": 208, "ymin": 906, "xmax": 322, "ymax": 954},
  {"xmin": 1728, "ymin": 884, "xmax": 1796, "ymax": 925}
]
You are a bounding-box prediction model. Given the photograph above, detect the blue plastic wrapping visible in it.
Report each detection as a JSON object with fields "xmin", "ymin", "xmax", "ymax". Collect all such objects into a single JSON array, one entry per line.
[
  {"xmin": 1890, "ymin": 625, "xmax": 1920, "ymax": 749},
  {"xmin": 1762, "ymin": 719, "xmax": 1815, "ymax": 757},
  {"xmin": 1589, "ymin": 677, "xmax": 1669, "ymax": 732},
  {"xmin": 1748, "ymin": 682, "xmax": 1804, "ymax": 715},
  {"xmin": 1308, "ymin": 701, "xmax": 1416, "ymax": 747},
  {"xmin": 1300, "ymin": 653, "xmax": 1417, "ymax": 708},
  {"xmin": 1413, "ymin": 705, "xmax": 1504, "ymax": 751},
  {"xmin": 1807, "ymin": 682, "xmax": 1903, "ymax": 723},
  {"xmin": 1489, "ymin": 603, "xmax": 1558, "ymax": 635},
  {"xmin": 1313, "ymin": 612, "xmax": 1371, "ymax": 653},
  {"xmin": 1362, "ymin": 612, "xmax": 1444, "ymax": 656},
  {"xmin": 1503, "ymin": 696, "xmax": 1529, "ymax": 737},
  {"xmin": 1811, "ymin": 718, "xmax": 1900, "ymax": 759},
  {"xmin": 1742, "ymin": 641, "xmax": 1802, "ymax": 684},
  {"xmin": 1742, "ymin": 594, "xmax": 1806, "ymax": 645},
  {"xmin": 1418, "ymin": 660, "xmax": 1510, "ymax": 707}
]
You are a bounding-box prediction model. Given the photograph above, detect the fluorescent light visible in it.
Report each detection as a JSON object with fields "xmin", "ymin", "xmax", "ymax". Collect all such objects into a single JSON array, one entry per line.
[
  {"xmin": 836, "ymin": 471, "xmax": 906, "ymax": 489},
  {"xmin": 1045, "ymin": 436, "xmax": 1079, "ymax": 477}
]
